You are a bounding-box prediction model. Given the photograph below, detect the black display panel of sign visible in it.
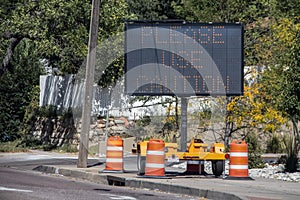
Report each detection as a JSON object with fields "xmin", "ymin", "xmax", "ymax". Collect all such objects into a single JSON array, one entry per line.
[{"xmin": 125, "ymin": 21, "xmax": 244, "ymax": 96}]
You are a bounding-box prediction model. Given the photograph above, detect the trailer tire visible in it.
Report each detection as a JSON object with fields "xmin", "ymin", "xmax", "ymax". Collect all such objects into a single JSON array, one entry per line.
[
  {"xmin": 212, "ymin": 160, "xmax": 224, "ymax": 177},
  {"xmin": 137, "ymin": 153, "xmax": 146, "ymax": 175}
]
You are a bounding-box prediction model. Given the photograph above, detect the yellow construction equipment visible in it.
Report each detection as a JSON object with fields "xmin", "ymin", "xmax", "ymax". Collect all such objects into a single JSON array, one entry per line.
[{"xmin": 137, "ymin": 138, "xmax": 229, "ymax": 176}]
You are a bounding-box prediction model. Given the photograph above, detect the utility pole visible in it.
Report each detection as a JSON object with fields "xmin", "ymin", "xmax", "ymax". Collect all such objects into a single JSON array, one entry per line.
[{"xmin": 77, "ymin": 0, "xmax": 100, "ymax": 168}]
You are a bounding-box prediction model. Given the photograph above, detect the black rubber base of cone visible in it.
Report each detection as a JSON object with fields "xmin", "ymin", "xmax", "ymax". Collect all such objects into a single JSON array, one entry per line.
[{"xmin": 225, "ymin": 176, "xmax": 254, "ymax": 180}]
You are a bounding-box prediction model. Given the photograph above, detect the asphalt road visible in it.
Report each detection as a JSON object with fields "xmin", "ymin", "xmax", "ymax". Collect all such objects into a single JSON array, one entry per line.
[
  {"xmin": 0, "ymin": 167, "xmax": 198, "ymax": 200},
  {"xmin": 0, "ymin": 152, "xmax": 196, "ymax": 200},
  {"xmin": 0, "ymin": 151, "xmax": 138, "ymax": 172}
]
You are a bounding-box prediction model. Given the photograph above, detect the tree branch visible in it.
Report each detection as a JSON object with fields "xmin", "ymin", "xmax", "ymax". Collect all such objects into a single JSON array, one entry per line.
[
  {"xmin": 0, "ymin": 32, "xmax": 34, "ymax": 77},
  {"xmin": 0, "ymin": 37, "xmax": 22, "ymax": 77},
  {"xmin": 229, "ymin": 125, "xmax": 248, "ymax": 135}
]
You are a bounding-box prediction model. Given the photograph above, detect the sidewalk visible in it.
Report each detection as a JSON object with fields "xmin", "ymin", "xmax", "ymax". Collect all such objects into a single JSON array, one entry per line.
[{"xmin": 34, "ymin": 161, "xmax": 300, "ymax": 200}]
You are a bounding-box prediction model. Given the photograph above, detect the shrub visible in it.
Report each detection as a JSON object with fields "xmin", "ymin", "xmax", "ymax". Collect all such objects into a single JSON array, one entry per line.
[
  {"xmin": 283, "ymin": 134, "xmax": 299, "ymax": 172},
  {"xmin": 245, "ymin": 132, "xmax": 265, "ymax": 169},
  {"xmin": 266, "ymin": 134, "xmax": 285, "ymax": 153}
]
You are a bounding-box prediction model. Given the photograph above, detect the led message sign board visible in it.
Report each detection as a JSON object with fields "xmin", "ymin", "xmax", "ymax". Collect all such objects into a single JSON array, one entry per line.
[{"xmin": 125, "ymin": 21, "xmax": 244, "ymax": 96}]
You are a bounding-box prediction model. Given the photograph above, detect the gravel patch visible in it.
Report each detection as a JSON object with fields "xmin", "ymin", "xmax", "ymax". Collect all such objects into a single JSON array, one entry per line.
[
  {"xmin": 204, "ymin": 161, "xmax": 300, "ymax": 182},
  {"xmin": 249, "ymin": 163, "xmax": 300, "ymax": 182}
]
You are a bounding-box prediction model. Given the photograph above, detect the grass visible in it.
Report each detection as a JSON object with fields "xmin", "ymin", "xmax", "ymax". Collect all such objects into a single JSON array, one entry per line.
[
  {"xmin": 88, "ymin": 144, "xmax": 99, "ymax": 156},
  {"xmin": 55, "ymin": 144, "xmax": 78, "ymax": 153},
  {"xmin": 0, "ymin": 139, "xmax": 97, "ymax": 155},
  {"xmin": 0, "ymin": 139, "xmax": 78, "ymax": 154},
  {"xmin": 0, "ymin": 140, "xmax": 28, "ymax": 152}
]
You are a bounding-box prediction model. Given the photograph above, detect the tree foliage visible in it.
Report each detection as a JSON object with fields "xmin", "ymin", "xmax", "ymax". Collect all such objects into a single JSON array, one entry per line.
[
  {"xmin": 1, "ymin": 0, "xmax": 91, "ymax": 75},
  {"xmin": 0, "ymin": 0, "xmax": 130, "ymax": 142},
  {"xmin": 0, "ymin": 39, "xmax": 41, "ymax": 142},
  {"xmin": 227, "ymin": 84, "xmax": 286, "ymax": 135},
  {"xmin": 260, "ymin": 18, "xmax": 300, "ymax": 172},
  {"xmin": 126, "ymin": 0, "xmax": 180, "ymax": 20}
]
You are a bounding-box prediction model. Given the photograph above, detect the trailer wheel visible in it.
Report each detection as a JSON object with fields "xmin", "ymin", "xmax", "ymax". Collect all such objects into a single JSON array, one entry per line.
[
  {"xmin": 212, "ymin": 160, "xmax": 224, "ymax": 177},
  {"xmin": 137, "ymin": 153, "xmax": 146, "ymax": 175}
]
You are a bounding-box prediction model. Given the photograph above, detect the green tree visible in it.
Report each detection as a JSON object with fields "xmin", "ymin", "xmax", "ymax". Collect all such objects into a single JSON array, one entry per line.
[
  {"xmin": 172, "ymin": 0, "xmax": 279, "ymax": 23},
  {"xmin": 0, "ymin": 0, "xmax": 91, "ymax": 76},
  {"xmin": 95, "ymin": 0, "xmax": 133, "ymax": 87},
  {"xmin": 0, "ymin": 39, "xmax": 41, "ymax": 142},
  {"xmin": 0, "ymin": 0, "xmax": 90, "ymax": 143},
  {"xmin": 126, "ymin": 0, "xmax": 180, "ymax": 20},
  {"xmin": 0, "ymin": 0, "xmax": 131, "ymax": 144},
  {"xmin": 275, "ymin": 0, "xmax": 300, "ymax": 18},
  {"xmin": 261, "ymin": 18, "xmax": 300, "ymax": 172}
]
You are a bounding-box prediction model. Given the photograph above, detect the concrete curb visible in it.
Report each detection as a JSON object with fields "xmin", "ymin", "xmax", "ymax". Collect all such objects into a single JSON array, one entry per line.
[
  {"xmin": 34, "ymin": 165, "xmax": 243, "ymax": 200},
  {"xmin": 33, "ymin": 165, "xmax": 108, "ymax": 185}
]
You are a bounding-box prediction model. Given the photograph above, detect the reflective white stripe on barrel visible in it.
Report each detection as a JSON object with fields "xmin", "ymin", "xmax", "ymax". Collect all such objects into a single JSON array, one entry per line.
[
  {"xmin": 230, "ymin": 152, "xmax": 248, "ymax": 157},
  {"xmin": 107, "ymin": 146, "xmax": 123, "ymax": 151},
  {"xmin": 146, "ymin": 163, "xmax": 165, "ymax": 168},
  {"xmin": 146, "ymin": 150, "xmax": 164, "ymax": 156},
  {"xmin": 229, "ymin": 165, "xmax": 248, "ymax": 169},
  {"xmin": 106, "ymin": 158, "xmax": 123, "ymax": 163}
]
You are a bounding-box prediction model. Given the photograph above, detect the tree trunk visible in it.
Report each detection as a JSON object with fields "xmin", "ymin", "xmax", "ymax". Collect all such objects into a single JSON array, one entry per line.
[{"xmin": 285, "ymin": 116, "xmax": 299, "ymax": 172}]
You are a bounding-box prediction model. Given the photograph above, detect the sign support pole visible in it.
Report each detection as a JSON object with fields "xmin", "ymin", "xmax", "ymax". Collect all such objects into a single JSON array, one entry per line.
[
  {"xmin": 180, "ymin": 97, "xmax": 188, "ymax": 151},
  {"xmin": 105, "ymin": 107, "xmax": 109, "ymax": 142}
]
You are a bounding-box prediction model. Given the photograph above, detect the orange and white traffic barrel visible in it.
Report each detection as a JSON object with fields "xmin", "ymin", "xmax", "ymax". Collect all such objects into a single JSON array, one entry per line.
[
  {"xmin": 145, "ymin": 139, "xmax": 165, "ymax": 177},
  {"xmin": 227, "ymin": 140, "xmax": 253, "ymax": 180},
  {"xmin": 104, "ymin": 136, "xmax": 123, "ymax": 172}
]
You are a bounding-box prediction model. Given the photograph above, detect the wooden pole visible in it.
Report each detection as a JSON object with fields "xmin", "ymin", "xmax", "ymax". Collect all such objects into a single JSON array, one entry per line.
[{"xmin": 77, "ymin": 0, "xmax": 100, "ymax": 168}]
